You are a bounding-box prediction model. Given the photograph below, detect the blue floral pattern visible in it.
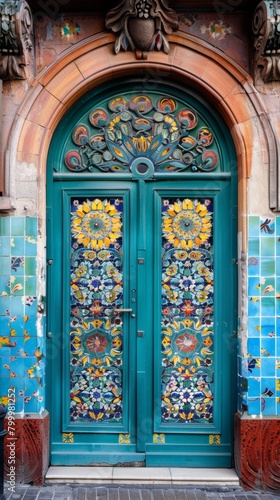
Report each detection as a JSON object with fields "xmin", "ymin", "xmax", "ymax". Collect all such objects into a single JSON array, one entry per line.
[
  {"xmin": 69, "ymin": 198, "xmax": 124, "ymax": 422},
  {"xmin": 161, "ymin": 198, "xmax": 214, "ymax": 423}
]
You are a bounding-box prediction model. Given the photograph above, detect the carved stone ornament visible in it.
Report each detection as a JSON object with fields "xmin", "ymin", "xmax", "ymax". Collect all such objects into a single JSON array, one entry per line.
[
  {"xmin": 0, "ymin": 0, "xmax": 34, "ymax": 80},
  {"xmin": 105, "ymin": 0, "xmax": 178, "ymax": 60},
  {"xmin": 253, "ymin": 1, "xmax": 280, "ymax": 82}
]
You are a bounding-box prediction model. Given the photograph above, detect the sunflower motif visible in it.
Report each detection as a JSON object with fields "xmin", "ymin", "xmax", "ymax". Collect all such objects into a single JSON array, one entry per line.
[
  {"xmin": 72, "ymin": 199, "xmax": 122, "ymax": 250},
  {"xmin": 162, "ymin": 199, "xmax": 212, "ymax": 249}
]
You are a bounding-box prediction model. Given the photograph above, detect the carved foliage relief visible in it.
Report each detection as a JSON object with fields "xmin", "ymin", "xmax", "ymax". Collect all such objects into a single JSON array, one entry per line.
[
  {"xmin": 253, "ymin": 1, "xmax": 280, "ymax": 82},
  {"xmin": 0, "ymin": 0, "xmax": 34, "ymax": 80}
]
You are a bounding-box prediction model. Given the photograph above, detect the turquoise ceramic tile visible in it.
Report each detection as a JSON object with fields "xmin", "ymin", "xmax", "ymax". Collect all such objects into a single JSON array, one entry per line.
[
  {"xmin": 261, "ymin": 317, "xmax": 275, "ymax": 337},
  {"xmin": 276, "ymin": 257, "xmax": 280, "ymax": 276},
  {"xmin": 260, "ymin": 218, "xmax": 275, "ymax": 235},
  {"xmin": 248, "ymin": 377, "xmax": 260, "ymax": 397},
  {"xmin": 24, "ymin": 397, "xmax": 39, "ymax": 413},
  {"xmin": 247, "ymin": 398, "xmax": 260, "ymax": 415},
  {"xmin": 261, "ymin": 337, "xmax": 275, "ymax": 356},
  {"xmin": 261, "ymin": 357, "xmax": 276, "ymax": 377},
  {"xmin": 248, "ymin": 298, "xmax": 260, "ymax": 316},
  {"xmin": 26, "ymin": 217, "xmax": 37, "ymax": 237},
  {"xmin": 276, "ymin": 277, "xmax": 280, "ymax": 294},
  {"xmin": 10, "ymin": 296, "xmax": 24, "ymax": 317},
  {"xmin": 261, "ymin": 258, "xmax": 275, "ymax": 276},
  {"xmin": 248, "ymin": 238, "xmax": 259, "ymax": 256},
  {"xmin": 276, "ymin": 241, "xmax": 280, "ymax": 256},
  {"xmin": 24, "ymin": 337, "xmax": 38, "ymax": 357},
  {"xmin": 276, "ymin": 216, "xmax": 280, "ymax": 234},
  {"xmin": 261, "ymin": 297, "xmax": 275, "ymax": 317},
  {"xmin": 248, "ymin": 216, "xmax": 260, "ymax": 236},
  {"xmin": 275, "ymin": 299, "xmax": 280, "ymax": 317},
  {"xmin": 0, "ymin": 316, "xmax": 10, "ymax": 330},
  {"xmin": 248, "ymin": 338, "xmax": 260, "ymax": 357},
  {"xmin": 0, "ymin": 237, "xmax": 11, "ymax": 256},
  {"xmin": 277, "ymin": 337, "xmax": 280, "ymax": 356},
  {"xmin": 0, "ymin": 257, "xmax": 10, "ymax": 276},
  {"xmin": 11, "ymin": 256, "xmax": 24, "ymax": 275},
  {"xmin": 248, "ymin": 357, "xmax": 260, "ymax": 376},
  {"xmin": 248, "ymin": 317, "xmax": 261, "ymax": 337},
  {"xmin": 25, "ymin": 297, "xmax": 37, "ymax": 316},
  {"xmin": 262, "ymin": 397, "xmax": 276, "ymax": 415},
  {"xmin": 10, "ymin": 276, "xmax": 24, "ymax": 296},
  {"xmin": 10, "ymin": 237, "xmax": 25, "ymax": 256},
  {"xmin": 260, "ymin": 277, "xmax": 275, "ymax": 296},
  {"xmin": 0, "ymin": 217, "xmax": 10, "ymax": 236},
  {"xmin": 0, "ymin": 295, "xmax": 11, "ymax": 315},
  {"xmin": 0, "ymin": 377, "xmax": 11, "ymax": 396},
  {"xmin": 25, "ymin": 276, "xmax": 37, "ymax": 296},
  {"xmin": 0, "ymin": 362, "xmax": 10, "ymax": 377},
  {"xmin": 261, "ymin": 377, "xmax": 275, "ymax": 396},
  {"xmin": 248, "ymin": 277, "xmax": 261, "ymax": 296},
  {"xmin": 9, "ymin": 316, "xmax": 24, "ymax": 336},
  {"xmin": 11, "ymin": 336, "xmax": 23, "ymax": 357},
  {"xmin": 261, "ymin": 237, "xmax": 275, "ymax": 256},
  {"xmin": 11, "ymin": 217, "xmax": 25, "ymax": 236},
  {"xmin": 24, "ymin": 316, "xmax": 37, "ymax": 337},
  {"xmin": 24, "ymin": 257, "xmax": 37, "ymax": 276},
  {"xmin": 25, "ymin": 237, "xmax": 37, "ymax": 256},
  {"xmin": 248, "ymin": 257, "xmax": 260, "ymax": 276},
  {"xmin": 0, "ymin": 276, "xmax": 10, "ymax": 295}
]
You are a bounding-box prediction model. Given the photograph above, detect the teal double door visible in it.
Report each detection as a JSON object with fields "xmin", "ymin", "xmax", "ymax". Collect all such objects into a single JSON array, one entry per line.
[
  {"xmin": 47, "ymin": 81, "xmax": 237, "ymax": 467},
  {"xmin": 48, "ymin": 176, "xmax": 236, "ymax": 467}
]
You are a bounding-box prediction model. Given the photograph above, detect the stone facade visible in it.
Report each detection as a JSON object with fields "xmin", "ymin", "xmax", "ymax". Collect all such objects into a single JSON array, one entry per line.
[{"xmin": 0, "ymin": 0, "xmax": 279, "ymax": 492}]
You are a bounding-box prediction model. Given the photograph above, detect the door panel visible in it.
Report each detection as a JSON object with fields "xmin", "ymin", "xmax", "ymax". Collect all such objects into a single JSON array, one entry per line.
[{"xmin": 48, "ymin": 178, "xmax": 235, "ymax": 467}]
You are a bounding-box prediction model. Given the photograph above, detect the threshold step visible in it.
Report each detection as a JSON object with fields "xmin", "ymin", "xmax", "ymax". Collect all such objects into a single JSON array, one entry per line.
[{"xmin": 45, "ymin": 467, "xmax": 240, "ymax": 485}]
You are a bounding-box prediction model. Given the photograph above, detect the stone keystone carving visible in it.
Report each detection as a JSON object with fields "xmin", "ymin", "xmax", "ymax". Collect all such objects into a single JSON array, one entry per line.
[
  {"xmin": 0, "ymin": 0, "xmax": 34, "ymax": 80},
  {"xmin": 253, "ymin": 1, "xmax": 280, "ymax": 82},
  {"xmin": 105, "ymin": 0, "xmax": 178, "ymax": 59}
]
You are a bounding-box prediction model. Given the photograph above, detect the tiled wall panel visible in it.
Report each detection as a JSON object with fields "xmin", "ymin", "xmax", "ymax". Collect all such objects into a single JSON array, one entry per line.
[
  {"xmin": 245, "ymin": 216, "xmax": 280, "ymax": 416},
  {"xmin": 0, "ymin": 217, "xmax": 45, "ymax": 414}
]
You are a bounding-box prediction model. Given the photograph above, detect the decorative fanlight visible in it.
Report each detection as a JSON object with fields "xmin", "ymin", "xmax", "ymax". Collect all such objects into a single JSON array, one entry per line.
[{"xmin": 105, "ymin": 0, "xmax": 178, "ymax": 59}]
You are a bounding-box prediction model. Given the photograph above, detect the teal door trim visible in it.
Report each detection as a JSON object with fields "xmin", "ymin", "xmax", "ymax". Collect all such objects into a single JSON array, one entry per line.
[{"xmin": 46, "ymin": 78, "xmax": 237, "ymax": 467}]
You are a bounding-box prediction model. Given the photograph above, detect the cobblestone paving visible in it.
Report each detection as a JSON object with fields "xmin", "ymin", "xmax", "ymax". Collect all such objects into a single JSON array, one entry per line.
[{"xmin": 3, "ymin": 485, "xmax": 280, "ymax": 500}]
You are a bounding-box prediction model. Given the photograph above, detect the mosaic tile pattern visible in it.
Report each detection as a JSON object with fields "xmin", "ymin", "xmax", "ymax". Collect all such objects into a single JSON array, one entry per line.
[
  {"xmin": 1, "ymin": 214, "xmax": 279, "ymax": 418},
  {"xmin": 243, "ymin": 216, "xmax": 280, "ymax": 416},
  {"xmin": 0, "ymin": 216, "xmax": 45, "ymax": 414}
]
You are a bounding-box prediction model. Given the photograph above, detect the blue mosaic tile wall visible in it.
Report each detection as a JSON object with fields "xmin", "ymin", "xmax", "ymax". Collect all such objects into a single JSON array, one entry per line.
[
  {"xmin": 0, "ymin": 216, "xmax": 45, "ymax": 414},
  {"xmin": 242, "ymin": 216, "xmax": 280, "ymax": 416}
]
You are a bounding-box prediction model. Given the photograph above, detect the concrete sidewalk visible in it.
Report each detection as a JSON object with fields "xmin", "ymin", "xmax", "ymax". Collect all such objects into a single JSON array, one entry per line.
[{"xmin": 3, "ymin": 484, "xmax": 280, "ymax": 500}]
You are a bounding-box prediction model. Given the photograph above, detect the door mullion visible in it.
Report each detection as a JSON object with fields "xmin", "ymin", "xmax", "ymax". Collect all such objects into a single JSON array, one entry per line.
[{"xmin": 136, "ymin": 180, "xmax": 148, "ymax": 452}]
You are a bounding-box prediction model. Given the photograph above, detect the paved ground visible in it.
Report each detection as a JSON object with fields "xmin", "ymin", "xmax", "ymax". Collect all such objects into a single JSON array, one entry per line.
[{"xmin": 3, "ymin": 484, "xmax": 280, "ymax": 500}]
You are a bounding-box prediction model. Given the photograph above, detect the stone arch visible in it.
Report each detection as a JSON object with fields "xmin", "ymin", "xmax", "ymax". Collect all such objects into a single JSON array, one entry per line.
[{"xmin": 4, "ymin": 31, "xmax": 276, "ymax": 224}]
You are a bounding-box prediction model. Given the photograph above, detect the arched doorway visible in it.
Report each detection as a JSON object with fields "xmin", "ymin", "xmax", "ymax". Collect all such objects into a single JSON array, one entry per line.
[{"xmin": 46, "ymin": 78, "xmax": 237, "ymax": 467}]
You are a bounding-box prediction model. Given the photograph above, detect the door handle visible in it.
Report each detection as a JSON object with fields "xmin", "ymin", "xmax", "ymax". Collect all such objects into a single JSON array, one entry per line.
[{"xmin": 114, "ymin": 308, "xmax": 133, "ymax": 314}]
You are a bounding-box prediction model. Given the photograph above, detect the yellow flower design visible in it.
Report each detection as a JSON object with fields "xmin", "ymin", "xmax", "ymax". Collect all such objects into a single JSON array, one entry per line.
[
  {"xmin": 162, "ymin": 199, "xmax": 212, "ymax": 249},
  {"xmin": 72, "ymin": 199, "xmax": 122, "ymax": 250}
]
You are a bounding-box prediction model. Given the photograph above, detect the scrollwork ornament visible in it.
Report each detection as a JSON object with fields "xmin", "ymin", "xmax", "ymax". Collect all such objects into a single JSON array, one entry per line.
[
  {"xmin": 105, "ymin": 0, "xmax": 178, "ymax": 60},
  {"xmin": 0, "ymin": 0, "xmax": 34, "ymax": 80},
  {"xmin": 253, "ymin": 1, "xmax": 280, "ymax": 82}
]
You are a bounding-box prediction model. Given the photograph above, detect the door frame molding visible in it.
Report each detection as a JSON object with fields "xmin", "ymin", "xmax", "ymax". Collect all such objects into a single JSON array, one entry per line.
[{"xmin": 3, "ymin": 28, "xmax": 273, "ymax": 473}]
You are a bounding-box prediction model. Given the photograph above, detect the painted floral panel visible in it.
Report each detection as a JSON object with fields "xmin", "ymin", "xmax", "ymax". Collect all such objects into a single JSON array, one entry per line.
[
  {"xmin": 69, "ymin": 197, "xmax": 124, "ymax": 422},
  {"xmin": 161, "ymin": 198, "xmax": 214, "ymax": 423}
]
